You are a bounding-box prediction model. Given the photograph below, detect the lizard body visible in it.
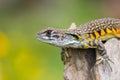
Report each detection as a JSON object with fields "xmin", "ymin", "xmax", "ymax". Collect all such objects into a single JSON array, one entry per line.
[{"xmin": 37, "ymin": 18, "xmax": 120, "ymax": 72}]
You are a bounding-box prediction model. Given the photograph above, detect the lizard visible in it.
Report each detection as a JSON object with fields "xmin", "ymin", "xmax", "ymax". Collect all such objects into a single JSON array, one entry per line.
[{"xmin": 36, "ymin": 18, "xmax": 120, "ymax": 72}]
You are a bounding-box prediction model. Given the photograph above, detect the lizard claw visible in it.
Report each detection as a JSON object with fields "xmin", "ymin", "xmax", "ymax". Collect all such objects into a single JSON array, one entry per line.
[
  {"xmin": 61, "ymin": 48, "xmax": 71, "ymax": 64},
  {"xmin": 96, "ymin": 55, "xmax": 113, "ymax": 73}
]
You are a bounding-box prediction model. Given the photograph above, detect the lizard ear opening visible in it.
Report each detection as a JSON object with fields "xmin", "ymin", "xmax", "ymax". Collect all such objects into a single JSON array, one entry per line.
[
  {"xmin": 66, "ymin": 33, "xmax": 79, "ymax": 40},
  {"xmin": 71, "ymin": 34, "xmax": 79, "ymax": 40}
]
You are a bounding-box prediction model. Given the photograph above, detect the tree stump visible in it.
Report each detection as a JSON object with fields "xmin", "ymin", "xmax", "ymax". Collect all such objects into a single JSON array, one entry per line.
[{"xmin": 63, "ymin": 38, "xmax": 120, "ymax": 80}]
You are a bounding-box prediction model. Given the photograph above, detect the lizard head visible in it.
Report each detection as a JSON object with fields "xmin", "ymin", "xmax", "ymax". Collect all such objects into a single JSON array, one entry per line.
[{"xmin": 37, "ymin": 27, "xmax": 80, "ymax": 48}]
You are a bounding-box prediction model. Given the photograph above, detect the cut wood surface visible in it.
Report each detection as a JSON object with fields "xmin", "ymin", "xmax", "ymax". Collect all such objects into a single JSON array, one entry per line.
[{"xmin": 63, "ymin": 38, "xmax": 120, "ymax": 80}]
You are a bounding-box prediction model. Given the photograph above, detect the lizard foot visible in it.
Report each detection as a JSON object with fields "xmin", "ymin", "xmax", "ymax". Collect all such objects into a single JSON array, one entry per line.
[
  {"xmin": 96, "ymin": 54, "xmax": 113, "ymax": 73},
  {"xmin": 61, "ymin": 48, "xmax": 71, "ymax": 64}
]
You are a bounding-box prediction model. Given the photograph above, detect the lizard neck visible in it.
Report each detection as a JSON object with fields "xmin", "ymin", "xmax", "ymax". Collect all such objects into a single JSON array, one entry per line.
[{"xmin": 71, "ymin": 33, "xmax": 97, "ymax": 48}]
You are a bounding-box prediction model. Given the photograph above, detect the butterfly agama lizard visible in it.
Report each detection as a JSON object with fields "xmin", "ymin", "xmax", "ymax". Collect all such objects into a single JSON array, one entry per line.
[{"xmin": 37, "ymin": 18, "xmax": 120, "ymax": 72}]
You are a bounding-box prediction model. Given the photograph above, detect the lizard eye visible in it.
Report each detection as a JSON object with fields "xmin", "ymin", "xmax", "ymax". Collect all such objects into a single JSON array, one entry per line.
[
  {"xmin": 43, "ymin": 30, "xmax": 60, "ymax": 39},
  {"xmin": 44, "ymin": 30, "xmax": 53, "ymax": 37}
]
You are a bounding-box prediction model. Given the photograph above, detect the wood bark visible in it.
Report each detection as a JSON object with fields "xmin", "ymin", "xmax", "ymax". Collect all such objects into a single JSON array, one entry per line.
[{"xmin": 63, "ymin": 38, "xmax": 120, "ymax": 80}]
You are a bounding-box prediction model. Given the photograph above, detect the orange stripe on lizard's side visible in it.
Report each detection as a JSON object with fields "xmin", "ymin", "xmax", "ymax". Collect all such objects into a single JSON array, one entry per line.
[
  {"xmin": 115, "ymin": 28, "xmax": 120, "ymax": 38},
  {"xmin": 100, "ymin": 29, "xmax": 106, "ymax": 36},
  {"xmin": 114, "ymin": 28, "xmax": 120, "ymax": 38},
  {"xmin": 94, "ymin": 30, "xmax": 100, "ymax": 39},
  {"xmin": 116, "ymin": 28, "xmax": 120, "ymax": 34},
  {"xmin": 106, "ymin": 27, "xmax": 112, "ymax": 34},
  {"xmin": 112, "ymin": 27, "xmax": 117, "ymax": 34},
  {"xmin": 90, "ymin": 34, "xmax": 95, "ymax": 40}
]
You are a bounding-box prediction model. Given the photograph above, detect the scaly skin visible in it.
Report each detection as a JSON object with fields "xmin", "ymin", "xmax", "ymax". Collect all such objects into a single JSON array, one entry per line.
[{"xmin": 37, "ymin": 18, "xmax": 120, "ymax": 72}]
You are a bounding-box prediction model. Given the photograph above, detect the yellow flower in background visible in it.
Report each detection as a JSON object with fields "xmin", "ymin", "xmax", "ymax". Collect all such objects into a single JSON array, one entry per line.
[
  {"xmin": 14, "ymin": 53, "xmax": 45, "ymax": 80},
  {"xmin": 0, "ymin": 32, "xmax": 9, "ymax": 58}
]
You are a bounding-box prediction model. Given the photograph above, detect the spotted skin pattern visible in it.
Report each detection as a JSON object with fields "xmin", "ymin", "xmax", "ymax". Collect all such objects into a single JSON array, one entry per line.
[
  {"xmin": 66, "ymin": 18, "xmax": 120, "ymax": 71},
  {"xmin": 70, "ymin": 18, "xmax": 120, "ymax": 48},
  {"xmin": 37, "ymin": 18, "xmax": 120, "ymax": 72}
]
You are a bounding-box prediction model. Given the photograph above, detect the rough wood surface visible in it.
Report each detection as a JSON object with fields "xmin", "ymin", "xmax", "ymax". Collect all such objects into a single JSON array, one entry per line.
[
  {"xmin": 96, "ymin": 38, "xmax": 120, "ymax": 80},
  {"xmin": 63, "ymin": 38, "xmax": 120, "ymax": 80}
]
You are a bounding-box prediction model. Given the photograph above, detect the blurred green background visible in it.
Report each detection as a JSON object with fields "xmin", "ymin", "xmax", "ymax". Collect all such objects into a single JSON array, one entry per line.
[{"xmin": 0, "ymin": 0, "xmax": 119, "ymax": 80}]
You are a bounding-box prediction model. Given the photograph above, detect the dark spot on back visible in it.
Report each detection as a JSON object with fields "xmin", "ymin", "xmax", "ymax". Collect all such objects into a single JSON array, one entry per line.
[{"xmin": 97, "ymin": 30, "xmax": 101, "ymax": 35}]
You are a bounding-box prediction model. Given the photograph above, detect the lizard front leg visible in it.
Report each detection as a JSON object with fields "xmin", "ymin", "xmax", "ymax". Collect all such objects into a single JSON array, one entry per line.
[
  {"xmin": 61, "ymin": 48, "xmax": 71, "ymax": 64},
  {"xmin": 96, "ymin": 40, "xmax": 113, "ymax": 72}
]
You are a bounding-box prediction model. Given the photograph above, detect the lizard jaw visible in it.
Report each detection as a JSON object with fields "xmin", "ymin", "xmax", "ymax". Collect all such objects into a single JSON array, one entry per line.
[{"xmin": 37, "ymin": 33, "xmax": 80, "ymax": 48}]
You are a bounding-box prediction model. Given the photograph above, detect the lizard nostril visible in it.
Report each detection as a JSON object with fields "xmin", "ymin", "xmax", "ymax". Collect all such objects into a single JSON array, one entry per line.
[
  {"xmin": 37, "ymin": 32, "xmax": 41, "ymax": 35},
  {"xmin": 36, "ymin": 32, "xmax": 41, "ymax": 38}
]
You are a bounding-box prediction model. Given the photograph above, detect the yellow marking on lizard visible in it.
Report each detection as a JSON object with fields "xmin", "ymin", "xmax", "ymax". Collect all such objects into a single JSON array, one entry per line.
[
  {"xmin": 90, "ymin": 41, "xmax": 93, "ymax": 46},
  {"xmin": 77, "ymin": 35, "xmax": 82, "ymax": 40},
  {"xmin": 112, "ymin": 27, "xmax": 117, "ymax": 34},
  {"xmin": 106, "ymin": 27, "xmax": 112, "ymax": 34},
  {"xmin": 85, "ymin": 38, "xmax": 89, "ymax": 43},
  {"xmin": 86, "ymin": 34, "xmax": 89, "ymax": 37},
  {"xmin": 117, "ymin": 28, "xmax": 120, "ymax": 34},
  {"xmin": 115, "ymin": 28, "xmax": 120, "ymax": 37},
  {"xmin": 83, "ymin": 43, "xmax": 89, "ymax": 48},
  {"xmin": 89, "ymin": 34, "xmax": 95, "ymax": 40},
  {"xmin": 94, "ymin": 39, "xmax": 98, "ymax": 44},
  {"xmin": 94, "ymin": 30, "xmax": 100, "ymax": 39},
  {"xmin": 100, "ymin": 29, "xmax": 106, "ymax": 36}
]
